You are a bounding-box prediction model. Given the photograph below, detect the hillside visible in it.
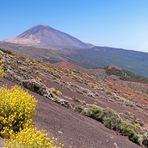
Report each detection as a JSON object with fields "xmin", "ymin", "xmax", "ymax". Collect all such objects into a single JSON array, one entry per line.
[
  {"xmin": 59, "ymin": 47, "xmax": 148, "ymax": 77},
  {"xmin": 0, "ymin": 48, "xmax": 147, "ymax": 147},
  {"xmin": 0, "ymin": 42, "xmax": 148, "ymax": 77}
]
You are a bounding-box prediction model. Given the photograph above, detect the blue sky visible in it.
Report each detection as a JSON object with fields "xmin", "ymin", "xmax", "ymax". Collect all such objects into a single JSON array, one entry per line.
[{"xmin": 0, "ymin": 0, "xmax": 148, "ymax": 52}]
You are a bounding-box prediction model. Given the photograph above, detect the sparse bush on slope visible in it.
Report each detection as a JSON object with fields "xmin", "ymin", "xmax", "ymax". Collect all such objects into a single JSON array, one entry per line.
[
  {"xmin": 81, "ymin": 106, "xmax": 104, "ymax": 122},
  {"xmin": 142, "ymin": 132, "xmax": 148, "ymax": 147},
  {"xmin": 75, "ymin": 105, "xmax": 147, "ymax": 146},
  {"xmin": 116, "ymin": 121, "xmax": 139, "ymax": 143}
]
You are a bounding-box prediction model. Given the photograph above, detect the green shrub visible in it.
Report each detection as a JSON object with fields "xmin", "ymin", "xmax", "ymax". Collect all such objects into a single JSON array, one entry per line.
[
  {"xmin": 0, "ymin": 86, "xmax": 37, "ymax": 137},
  {"xmin": 117, "ymin": 121, "xmax": 139, "ymax": 143},
  {"xmin": 142, "ymin": 132, "xmax": 148, "ymax": 147},
  {"xmin": 74, "ymin": 105, "xmax": 84, "ymax": 113},
  {"xmin": 76, "ymin": 105, "xmax": 140, "ymax": 145},
  {"xmin": 81, "ymin": 106, "xmax": 104, "ymax": 121}
]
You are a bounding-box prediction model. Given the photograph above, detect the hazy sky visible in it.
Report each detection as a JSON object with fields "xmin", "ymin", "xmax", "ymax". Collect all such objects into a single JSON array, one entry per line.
[{"xmin": 0, "ymin": 0, "xmax": 148, "ymax": 52}]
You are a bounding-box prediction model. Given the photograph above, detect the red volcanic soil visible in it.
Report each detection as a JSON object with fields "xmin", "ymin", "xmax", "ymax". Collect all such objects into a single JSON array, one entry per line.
[
  {"xmin": 53, "ymin": 61, "xmax": 78, "ymax": 69},
  {"xmin": 106, "ymin": 79, "xmax": 148, "ymax": 105}
]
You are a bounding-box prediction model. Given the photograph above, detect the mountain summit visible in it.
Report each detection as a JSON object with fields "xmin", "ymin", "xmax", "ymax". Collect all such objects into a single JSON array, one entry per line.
[{"xmin": 5, "ymin": 25, "xmax": 92, "ymax": 49}]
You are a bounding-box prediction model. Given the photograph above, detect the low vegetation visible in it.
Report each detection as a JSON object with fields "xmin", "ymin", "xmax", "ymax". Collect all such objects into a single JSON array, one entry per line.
[{"xmin": 75, "ymin": 105, "xmax": 148, "ymax": 146}]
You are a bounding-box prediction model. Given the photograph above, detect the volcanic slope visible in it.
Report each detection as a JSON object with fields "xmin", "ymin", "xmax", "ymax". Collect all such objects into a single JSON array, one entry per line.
[{"xmin": 0, "ymin": 49, "xmax": 147, "ymax": 147}]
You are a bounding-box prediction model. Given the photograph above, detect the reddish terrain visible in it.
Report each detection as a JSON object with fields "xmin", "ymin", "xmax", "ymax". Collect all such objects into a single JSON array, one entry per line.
[
  {"xmin": 54, "ymin": 61, "xmax": 77, "ymax": 69},
  {"xmin": 106, "ymin": 79, "xmax": 147, "ymax": 105}
]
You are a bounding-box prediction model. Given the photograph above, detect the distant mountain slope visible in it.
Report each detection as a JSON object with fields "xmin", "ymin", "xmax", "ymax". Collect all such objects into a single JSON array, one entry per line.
[
  {"xmin": 59, "ymin": 46, "xmax": 148, "ymax": 77},
  {"xmin": 5, "ymin": 25, "xmax": 92, "ymax": 49},
  {"xmin": 1, "ymin": 41, "xmax": 148, "ymax": 77}
]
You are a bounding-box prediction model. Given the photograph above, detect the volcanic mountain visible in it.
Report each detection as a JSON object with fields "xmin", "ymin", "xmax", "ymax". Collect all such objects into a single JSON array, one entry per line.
[{"xmin": 5, "ymin": 25, "xmax": 92, "ymax": 49}]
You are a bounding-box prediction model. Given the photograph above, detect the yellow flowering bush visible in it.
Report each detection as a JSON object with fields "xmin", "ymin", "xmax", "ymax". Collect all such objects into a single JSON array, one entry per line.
[
  {"xmin": 0, "ymin": 86, "xmax": 62, "ymax": 147},
  {"xmin": 4, "ymin": 127, "xmax": 56, "ymax": 148},
  {"xmin": 55, "ymin": 90, "xmax": 62, "ymax": 96},
  {"xmin": 0, "ymin": 86, "xmax": 37, "ymax": 137},
  {"xmin": 36, "ymin": 76, "xmax": 42, "ymax": 82},
  {"xmin": 50, "ymin": 88, "xmax": 62, "ymax": 97},
  {"xmin": 0, "ymin": 59, "xmax": 4, "ymax": 65},
  {"xmin": 0, "ymin": 68, "xmax": 5, "ymax": 79}
]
